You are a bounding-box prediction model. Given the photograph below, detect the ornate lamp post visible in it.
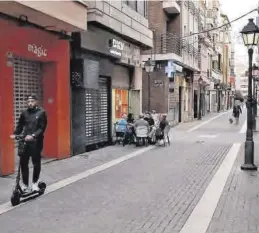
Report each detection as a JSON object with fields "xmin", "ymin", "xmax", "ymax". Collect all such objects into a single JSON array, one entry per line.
[
  {"xmin": 198, "ymin": 77, "xmax": 203, "ymax": 120},
  {"xmin": 144, "ymin": 58, "xmax": 155, "ymax": 112},
  {"xmin": 240, "ymin": 18, "xmax": 259, "ymax": 171}
]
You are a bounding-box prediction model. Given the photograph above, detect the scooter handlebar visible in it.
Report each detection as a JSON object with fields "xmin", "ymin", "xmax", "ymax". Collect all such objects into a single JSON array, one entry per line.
[{"xmin": 14, "ymin": 135, "xmax": 25, "ymax": 140}]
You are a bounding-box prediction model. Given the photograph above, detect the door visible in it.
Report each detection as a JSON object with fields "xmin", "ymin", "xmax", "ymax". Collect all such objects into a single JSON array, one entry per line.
[
  {"xmin": 194, "ymin": 90, "xmax": 198, "ymax": 118},
  {"xmin": 179, "ymin": 86, "xmax": 182, "ymax": 122},
  {"xmin": 13, "ymin": 57, "xmax": 43, "ymax": 148},
  {"xmin": 129, "ymin": 90, "xmax": 140, "ymax": 119},
  {"xmin": 13, "ymin": 57, "xmax": 43, "ymax": 128},
  {"xmin": 85, "ymin": 77, "xmax": 110, "ymax": 146}
]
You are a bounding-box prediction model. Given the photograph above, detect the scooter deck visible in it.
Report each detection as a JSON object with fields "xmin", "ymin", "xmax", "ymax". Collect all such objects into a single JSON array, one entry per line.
[{"xmin": 20, "ymin": 189, "xmax": 45, "ymax": 198}]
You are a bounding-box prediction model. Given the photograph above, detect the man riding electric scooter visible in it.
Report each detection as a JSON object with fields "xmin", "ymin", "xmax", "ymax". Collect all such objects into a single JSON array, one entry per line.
[{"xmin": 10, "ymin": 94, "xmax": 47, "ymax": 193}]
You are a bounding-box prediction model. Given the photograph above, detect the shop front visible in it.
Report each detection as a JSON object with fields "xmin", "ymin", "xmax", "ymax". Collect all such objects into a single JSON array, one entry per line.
[
  {"xmin": 70, "ymin": 25, "xmax": 141, "ymax": 154},
  {"xmin": 165, "ymin": 61, "xmax": 193, "ymax": 124},
  {"xmin": 0, "ymin": 18, "xmax": 71, "ymax": 175}
]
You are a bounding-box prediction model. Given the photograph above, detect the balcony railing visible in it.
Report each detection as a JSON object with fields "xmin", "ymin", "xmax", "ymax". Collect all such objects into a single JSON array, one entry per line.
[
  {"xmin": 154, "ymin": 32, "xmax": 181, "ymax": 56},
  {"xmin": 149, "ymin": 32, "xmax": 200, "ymax": 61}
]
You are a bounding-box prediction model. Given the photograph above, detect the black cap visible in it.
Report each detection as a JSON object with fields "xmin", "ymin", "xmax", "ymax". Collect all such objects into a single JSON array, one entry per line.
[{"xmin": 27, "ymin": 93, "xmax": 38, "ymax": 100}]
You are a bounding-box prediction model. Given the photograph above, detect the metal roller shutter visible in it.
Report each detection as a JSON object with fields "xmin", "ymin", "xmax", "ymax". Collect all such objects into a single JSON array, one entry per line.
[
  {"xmin": 13, "ymin": 57, "xmax": 43, "ymax": 129},
  {"xmin": 85, "ymin": 77, "xmax": 109, "ymax": 146}
]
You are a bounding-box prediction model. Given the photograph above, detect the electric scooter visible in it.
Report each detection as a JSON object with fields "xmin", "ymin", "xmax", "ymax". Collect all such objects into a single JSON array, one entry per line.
[{"xmin": 10, "ymin": 136, "xmax": 46, "ymax": 206}]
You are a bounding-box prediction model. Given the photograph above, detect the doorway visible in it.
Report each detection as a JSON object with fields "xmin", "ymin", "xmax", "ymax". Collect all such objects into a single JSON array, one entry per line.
[
  {"xmin": 194, "ymin": 90, "xmax": 198, "ymax": 118},
  {"xmin": 179, "ymin": 86, "xmax": 182, "ymax": 122}
]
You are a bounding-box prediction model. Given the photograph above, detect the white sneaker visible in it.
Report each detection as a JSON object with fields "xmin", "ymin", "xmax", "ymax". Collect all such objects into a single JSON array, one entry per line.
[
  {"xmin": 32, "ymin": 182, "xmax": 39, "ymax": 192},
  {"xmin": 20, "ymin": 183, "xmax": 29, "ymax": 193}
]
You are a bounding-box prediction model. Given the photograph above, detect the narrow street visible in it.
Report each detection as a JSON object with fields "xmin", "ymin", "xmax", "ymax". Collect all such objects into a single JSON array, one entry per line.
[{"xmin": 1, "ymin": 109, "xmax": 258, "ymax": 233}]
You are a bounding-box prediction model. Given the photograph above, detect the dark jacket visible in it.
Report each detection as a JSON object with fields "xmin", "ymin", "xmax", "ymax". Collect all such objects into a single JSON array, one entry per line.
[
  {"xmin": 233, "ymin": 105, "xmax": 242, "ymax": 118},
  {"xmin": 14, "ymin": 107, "xmax": 47, "ymax": 142},
  {"xmin": 159, "ymin": 119, "xmax": 169, "ymax": 131},
  {"xmin": 144, "ymin": 117, "xmax": 155, "ymax": 126}
]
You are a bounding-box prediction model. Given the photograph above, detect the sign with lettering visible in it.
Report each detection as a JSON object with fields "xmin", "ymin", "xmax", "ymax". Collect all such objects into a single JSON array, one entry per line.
[
  {"xmin": 111, "ymin": 39, "xmax": 124, "ymax": 50},
  {"xmin": 28, "ymin": 44, "xmax": 47, "ymax": 57},
  {"xmin": 108, "ymin": 39, "xmax": 124, "ymax": 57},
  {"xmin": 154, "ymin": 80, "xmax": 164, "ymax": 87}
]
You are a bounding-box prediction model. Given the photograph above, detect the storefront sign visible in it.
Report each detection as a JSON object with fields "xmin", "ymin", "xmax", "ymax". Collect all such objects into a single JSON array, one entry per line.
[
  {"xmin": 28, "ymin": 44, "xmax": 47, "ymax": 57},
  {"xmin": 109, "ymin": 39, "xmax": 124, "ymax": 57},
  {"xmin": 165, "ymin": 61, "xmax": 182, "ymax": 77},
  {"xmin": 154, "ymin": 80, "xmax": 163, "ymax": 87},
  {"xmin": 109, "ymin": 49, "xmax": 122, "ymax": 57},
  {"xmin": 110, "ymin": 39, "xmax": 124, "ymax": 50}
]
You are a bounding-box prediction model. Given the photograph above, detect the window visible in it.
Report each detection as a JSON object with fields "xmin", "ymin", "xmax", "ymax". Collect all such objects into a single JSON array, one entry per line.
[
  {"xmin": 128, "ymin": 0, "xmax": 137, "ymax": 10},
  {"xmin": 124, "ymin": 0, "xmax": 147, "ymax": 17},
  {"xmin": 137, "ymin": 0, "xmax": 145, "ymax": 17}
]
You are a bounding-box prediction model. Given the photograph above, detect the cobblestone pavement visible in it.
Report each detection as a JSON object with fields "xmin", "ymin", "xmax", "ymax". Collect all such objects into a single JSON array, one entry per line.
[
  {"xmin": 206, "ymin": 142, "xmax": 259, "ymax": 233},
  {"xmin": 0, "ymin": 145, "xmax": 142, "ymax": 205},
  {"xmin": 0, "ymin": 110, "xmax": 252, "ymax": 233},
  {"xmin": 0, "ymin": 141, "xmax": 231, "ymax": 233}
]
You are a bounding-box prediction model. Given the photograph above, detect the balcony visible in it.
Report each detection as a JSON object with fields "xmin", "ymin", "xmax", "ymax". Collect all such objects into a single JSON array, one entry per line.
[
  {"xmin": 158, "ymin": 33, "xmax": 181, "ymax": 56},
  {"xmin": 212, "ymin": 69, "xmax": 222, "ymax": 81},
  {"xmin": 0, "ymin": 1, "xmax": 87, "ymax": 32},
  {"xmin": 163, "ymin": 0, "xmax": 181, "ymax": 15}
]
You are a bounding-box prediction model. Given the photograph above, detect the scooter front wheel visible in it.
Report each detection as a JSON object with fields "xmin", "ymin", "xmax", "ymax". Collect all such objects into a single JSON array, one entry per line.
[
  {"xmin": 11, "ymin": 191, "xmax": 20, "ymax": 206},
  {"xmin": 38, "ymin": 182, "xmax": 46, "ymax": 195}
]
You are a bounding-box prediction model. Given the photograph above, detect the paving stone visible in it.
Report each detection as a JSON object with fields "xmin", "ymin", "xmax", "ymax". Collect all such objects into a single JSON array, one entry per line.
[
  {"xmin": 206, "ymin": 143, "xmax": 259, "ymax": 233},
  {"xmin": 0, "ymin": 140, "xmax": 231, "ymax": 233}
]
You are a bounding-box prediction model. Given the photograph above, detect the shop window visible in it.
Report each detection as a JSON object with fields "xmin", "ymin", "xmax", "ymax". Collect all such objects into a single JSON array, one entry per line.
[{"xmin": 112, "ymin": 89, "xmax": 129, "ymax": 122}]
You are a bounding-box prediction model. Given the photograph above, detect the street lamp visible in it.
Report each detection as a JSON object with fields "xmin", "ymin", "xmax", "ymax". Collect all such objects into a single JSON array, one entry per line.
[
  {"xmin": 198, "ymin": 77, "xmax": 203, "ymax": 120},
  {"xmin": 240, "ymin": 18, "xmax": 259, "ymax": 171},
  {"xmin": 144, "ymin": 58, "xmax": 155, "ymax": 112}
]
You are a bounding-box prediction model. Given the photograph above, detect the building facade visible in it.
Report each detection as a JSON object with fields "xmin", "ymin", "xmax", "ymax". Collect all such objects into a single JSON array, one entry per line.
[
  {"xmin": 0, "ymin": 1, "xmax": 88, "ymax": 175},
  {"xmin": 70, "ymin": 0, "xmax": 153, "ymax": 154},
  {"xmin": 142, "ymin": 0, "xmax": 199, "ymax": 125}
]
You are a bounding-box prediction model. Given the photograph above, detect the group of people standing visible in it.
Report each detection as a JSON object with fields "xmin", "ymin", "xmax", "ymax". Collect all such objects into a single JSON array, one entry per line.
[{"xmin": 115, "ymin": 110, "xmax": 169, "ymax": 145}]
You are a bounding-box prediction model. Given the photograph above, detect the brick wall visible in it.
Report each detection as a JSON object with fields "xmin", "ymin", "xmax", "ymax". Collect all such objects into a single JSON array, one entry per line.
[
  {"xmin": 142, "ymin": 70, "xmax": 169, "ymax": 113},
  {"xmin": 147, "ymin": 1, "xmax": 167, "ymax": 36},
  {"xmin": 167, "ymin": 14, "xmax": 181, "ymax": 37},
  {"xmin": 143, "ymin": 1, "xmax": 181, "ymax": 55}
]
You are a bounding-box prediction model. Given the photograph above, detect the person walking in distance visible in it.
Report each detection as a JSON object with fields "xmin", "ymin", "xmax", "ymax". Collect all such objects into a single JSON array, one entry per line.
[
  {"xmin": 10, "ymin": 94, "xmax": 47, "ymax": 192},
  {"xmin": 232, "ymin": 104, "xmax": 242, "ymax": 125}
]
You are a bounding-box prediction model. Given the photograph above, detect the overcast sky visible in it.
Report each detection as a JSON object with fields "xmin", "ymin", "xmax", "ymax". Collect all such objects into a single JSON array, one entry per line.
[{"xmin": 220, "ymin": 0, "xmax": 258, "ymax": 74}]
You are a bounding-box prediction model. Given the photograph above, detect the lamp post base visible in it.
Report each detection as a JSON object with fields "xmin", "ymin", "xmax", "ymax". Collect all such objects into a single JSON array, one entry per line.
[
  {"xmin": 241, "ymin": 163, "xmax": 258, "ymax": 170},
  {"xmin": 241, "ymin": 140, "xmax": 257, "ymax": 171}
]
